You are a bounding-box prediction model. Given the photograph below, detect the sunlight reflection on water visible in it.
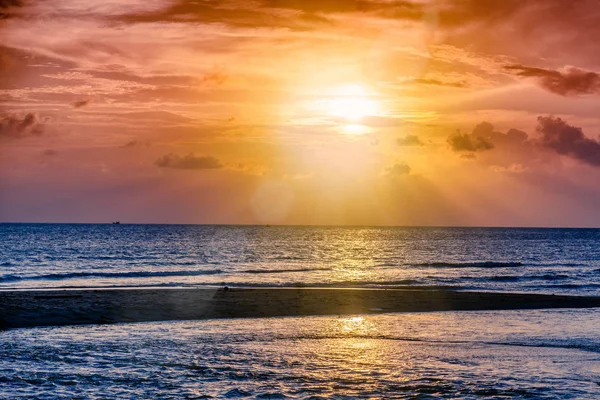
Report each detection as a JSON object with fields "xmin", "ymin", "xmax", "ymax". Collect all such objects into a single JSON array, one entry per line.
[
  {"xmin": 3, "ymin": 225, "xmax": 600, "ymax": 295},
  {"xmin": 2, "ymin": 309, "xmax": 600, "ymax": 398}
]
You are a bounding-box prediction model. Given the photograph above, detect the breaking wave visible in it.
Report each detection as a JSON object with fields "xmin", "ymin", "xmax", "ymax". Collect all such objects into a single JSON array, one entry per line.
[
  {"xmin": 415, "ymin": 262, "xmax": 524, "ymax": 268},
  {"xmin": 0, "ymin": 269, "xmax": 223, "ymax": 282}
]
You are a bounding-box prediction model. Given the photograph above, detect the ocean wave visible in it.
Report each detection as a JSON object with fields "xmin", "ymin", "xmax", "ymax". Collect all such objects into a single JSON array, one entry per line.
[
  {"xmin": 285, "ymin": 333, "xmax": 600, "ymax": 354},
  {"xmin": 415, "ymin": 262, "xmax": 523, "ymax": 268},
  {"xmin": 0, "ymin": 269, "xmax": 223, "ymax": 282},
  {"xmin": 241, "ymin": 267, "xmax": 332, "ymax": 274},
  {"xmin": 536, "ymin": 262, "xmax": 586, "ymax": 267},
  {"xmin": 271, "ymin": 256, "xmax": 306, "ymax": 261},
  {"xmin": 488, "ymin": 274, "xmax": 570, "ymax": 282},
  {"xmin": 535, "ymin": 283, "xmax": 600, "ymax": 290},
  {"xmin": 489, "ymin": 276, "xmax": 521, "ymax": 282},
  {"xmin": 187, "ymin": 279, "xmax": 430, "ymax": 289},
  {"xmin": 530, "ymin": 273, "xmax": 570, "ymax": 280},
  {"xmin": 289, "ymin": 279, "xmax": 423, "ymax": 287}
]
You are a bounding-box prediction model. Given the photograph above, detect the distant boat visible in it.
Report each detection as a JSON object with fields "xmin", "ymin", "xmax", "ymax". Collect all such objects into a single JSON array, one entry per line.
[{"xmin": 112, "ymin": 221, "xmax": 121, "ymax": 225}]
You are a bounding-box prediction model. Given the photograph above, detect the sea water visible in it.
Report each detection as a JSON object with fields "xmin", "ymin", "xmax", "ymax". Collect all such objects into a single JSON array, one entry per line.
[
  {"xmin": 2, "ymin": 224, "xmax": 600, "ymax": 398},
  {"xmin": 2, "ymin": 309, "xmax": 600, "ymax": 398},
  {"xmin": 1, "ymin": 224, "xmax": 600, "ymax": 294}
]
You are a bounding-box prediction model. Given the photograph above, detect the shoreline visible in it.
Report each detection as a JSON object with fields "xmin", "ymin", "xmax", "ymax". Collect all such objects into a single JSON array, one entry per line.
[{"xmin": 2, "ymin": 287, "xmax": 600, "ymax": 329}]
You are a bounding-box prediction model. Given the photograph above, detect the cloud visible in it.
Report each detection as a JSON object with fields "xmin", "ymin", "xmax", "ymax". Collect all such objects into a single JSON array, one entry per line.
[
  {"xmin": 113, "ymin": 111, "xmax": 192, "ymax": 123},
  {"xmin": 536, "ymin": 116, "xmax": 600, "ymax": 167},
  {"xmin": 0, "ymin": 113, "xmax": 44, "ymax": 139},
  {"xmin": 449, "ymin": 117, "xmax": 600, "ymax": 169},
  {"xmin": 448, "ymin": 121, "xmax": 530, "ymax": 154},
  {"xmin": 0, "ymin": 0, "xmax": 22, "ymax": 19},
  {"xmin": 447, "ymin": 130, "xmax": 494, "ymax": 152},
  {"xmin": 471, "ymin": 121, "xmax": 528, "ymax": 146},
  {"xmin": 397, "ymin": 134, "xmax": 424, "ymax": 146},
  {"xmin": 117, "ymin": 0, "xmax": 425, "ymax": 32},
  {"xmin": 357, "ymin": 116, "xmax": 407, "ymax": 127},
  {"xmin": 155, "ymin": 153, "xmax": 223, "ymax": 170},
  {"xmin": 121, "ymin": 139, "xmax": 150, "ymax": 148},
  {"xmin": 72, "ymin": 99, "xmax": 90, "ymax": 108},
  {"xmin": 491, "ymin": 163, "xmax": 527, "ymax": 173},
  {"xmin": 412, "ymin": 78, "xmax": 467, "ymax": 88},
  {"xmin": 386, "ymin": 162, "xmax": 411, "ymax": 176},
  {"xmin": 435, "ymin": 0, "xmax": 526, "ymax": 27},
  {"xmin": 200, "ymin": 70, "xmax": 227, "ymax": 86},
  {"xmin": 264, "ymin": 0, "xmax": 417, "ymax": 14},
  {"xmin": 506, "ymin": 65, "xmax": 600, "ymax": 96},
  {"xmin": 119, "ymin": 0, "xmax": 322, "ymax": 30}
]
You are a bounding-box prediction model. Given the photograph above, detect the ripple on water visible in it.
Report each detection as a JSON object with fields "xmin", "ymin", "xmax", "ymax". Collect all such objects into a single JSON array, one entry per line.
[{"xmin": 2, "ymin": 309, "xmax": 600, "ymax": 399}]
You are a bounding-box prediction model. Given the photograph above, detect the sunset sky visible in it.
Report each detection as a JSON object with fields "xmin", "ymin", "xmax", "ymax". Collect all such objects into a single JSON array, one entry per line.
[{"xmin": 3, "ymin": 0, "xmax": 600, "ymax": 226}]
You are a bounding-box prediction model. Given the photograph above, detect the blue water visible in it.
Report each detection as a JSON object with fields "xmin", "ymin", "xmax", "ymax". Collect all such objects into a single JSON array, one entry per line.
[
  {"xmin": 3, "ymin": 224, "xmax": 600, "ymax": 399},
  {"xmin": 2, "ymin": 309, "xmax": 600, "ymax": 398},
  {"xmin": 1, "ymin": 223, "xmax": 600, "ymax": 294}
]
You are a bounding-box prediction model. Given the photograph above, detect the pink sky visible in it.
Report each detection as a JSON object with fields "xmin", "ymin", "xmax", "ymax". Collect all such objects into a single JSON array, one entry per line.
[{"xmin": 3, "ymin": 0, "xmax": 600, "ymax": 226}]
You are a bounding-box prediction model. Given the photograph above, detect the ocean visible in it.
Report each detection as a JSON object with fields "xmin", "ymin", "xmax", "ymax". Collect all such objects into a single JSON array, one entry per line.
[
  {"xmin": 1, "ymin": 224, "xmax": 600, "ymax": 294},
  {"xmin": 2, "ymin": 224, "xmax": 600, "ymax": 398}
]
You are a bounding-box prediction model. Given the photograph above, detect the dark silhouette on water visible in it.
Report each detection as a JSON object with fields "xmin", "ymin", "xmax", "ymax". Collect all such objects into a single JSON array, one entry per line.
[{"xmin": 3, "ymin": 288, "xmax": 600, "ymax": 329}]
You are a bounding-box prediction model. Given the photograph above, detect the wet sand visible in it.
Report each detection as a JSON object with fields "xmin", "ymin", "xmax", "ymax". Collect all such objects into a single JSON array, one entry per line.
[{"xmin": 2, "ymin": 287, "xmax": 600, "ymax": 329}]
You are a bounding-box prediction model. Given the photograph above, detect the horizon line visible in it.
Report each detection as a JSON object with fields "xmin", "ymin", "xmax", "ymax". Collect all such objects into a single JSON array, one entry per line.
[{"xmin": 1, "ymin": 222, "xmax": 600, "ymax": 229}]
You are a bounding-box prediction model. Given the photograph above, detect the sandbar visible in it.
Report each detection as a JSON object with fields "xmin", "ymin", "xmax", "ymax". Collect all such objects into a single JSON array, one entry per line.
[{"xmin": 2, "ymin": 287, "xmax": 600, "ymax": 329}]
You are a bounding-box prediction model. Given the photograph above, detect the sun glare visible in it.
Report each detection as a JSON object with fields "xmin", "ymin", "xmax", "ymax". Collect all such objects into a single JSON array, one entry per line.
[
  {"xmin": 327, "ymin": 84, "xmax": 379, "ymax": 123},
  {"xmin": 342, "ymin": 124, "xmax": 368, "ymax": 134}
]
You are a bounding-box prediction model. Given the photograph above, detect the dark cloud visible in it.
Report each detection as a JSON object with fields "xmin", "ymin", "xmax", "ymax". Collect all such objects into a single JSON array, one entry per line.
[
  {"xmin": 0, "ymin": 0, "xmax": 22, "ymax": 6},
  {"xmin": 119, "ymin": 0, "xmax": 422, "ymax": 30},
  {"xmin": 72, "ymin": 99, "xmax": 90, "ymax": 108},
  {"xmin": 433, "ymin": 1, "xmax": 600, "ymax": 42},
  {"xmin": 448, "ymin": 122, "xmax": 530, "ymax": 153},
  {"xmin": 536, "ymin": 116, "xmax": 600, "ymax": 166},
  {"xmin": 449, "ymin": 118, "xmax": 600, "ymax": 169},
  {"xmin": 422, "ymin": 1, "xmax": 600, "ymax": 69},
  {"xmin": 506, "ymin": 65, "xmax": 600, "ymax": 96},
  {"xmin": 436, "ymin": 0, "xmax": 524, "ymax": 28},
  {"xmin": 121, "ymin": 140, "xmax": 151, "ymax": 148},
  {"xmin": 386, "ymin": 162, "xmax": 411, "ymax": 176},
  {"xmin": 0, "ymin": 0, "xmax": 22, "ymax": 19},
  {"xmin": 471, "ymin": 122, "xmax": 528, "ymax": 146},
  {"xmin": 155, "ymin": 153, "xmax": 223, "ymax": 170},
  {"xmin": 447, "ymin": 130, "xmax": 494, "ymax": 152},
  {"xmin": 397, "ymin": 134, "xmax": 424, "ymax": 146},
  {"xmin": 0, "ymin": 113, "xmax": 44, "ymax": 139}
]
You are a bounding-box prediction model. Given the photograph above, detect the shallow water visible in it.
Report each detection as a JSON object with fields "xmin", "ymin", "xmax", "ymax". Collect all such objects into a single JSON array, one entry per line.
[
  {"xmin": 3, "ymin": 224, "xmax": 600, "ymax": 398},
  {"xmin": 2, "ymin": 309, "xmax": 600, "ymax": 399},
  {"xmin": 2, "ymin": 224, "xmax": 600, "ymax": 294}
]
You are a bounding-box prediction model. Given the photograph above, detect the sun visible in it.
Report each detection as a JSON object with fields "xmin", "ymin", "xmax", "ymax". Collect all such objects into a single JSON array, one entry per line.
[{"xmin": 327, "ymin": 84, "xmax": 378, "ymax": 122}]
